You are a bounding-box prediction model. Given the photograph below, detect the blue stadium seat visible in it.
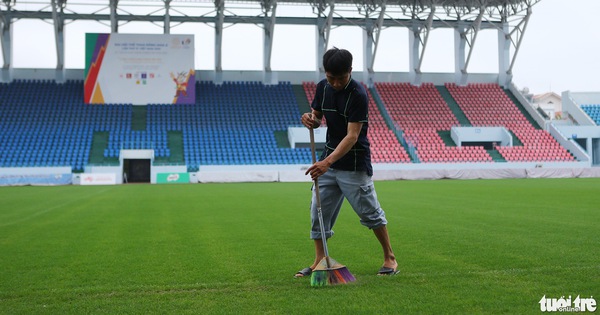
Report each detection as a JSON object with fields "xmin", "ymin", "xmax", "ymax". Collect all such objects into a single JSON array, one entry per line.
[{"xmin": 582, "ymin": 104, "xmax": 600, "ymax": 125}]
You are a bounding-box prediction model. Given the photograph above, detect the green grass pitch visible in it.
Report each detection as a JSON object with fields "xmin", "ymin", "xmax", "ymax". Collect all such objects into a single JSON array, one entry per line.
[{"xmin": 1, "ymin": 178, "xmax": 598, "ymax": 314}]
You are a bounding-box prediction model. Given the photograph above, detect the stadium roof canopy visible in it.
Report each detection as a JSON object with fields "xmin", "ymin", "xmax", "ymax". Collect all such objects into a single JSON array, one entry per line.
[{"xmin": 0, "ymin": 0, "xmax": 541, "ymax": 86}]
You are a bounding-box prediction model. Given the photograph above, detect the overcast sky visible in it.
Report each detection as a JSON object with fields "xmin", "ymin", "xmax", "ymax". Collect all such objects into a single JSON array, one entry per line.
[
  {"xmin": 3, "ymin": 0, "xmax": 599, "ymax": 96},
  {"xmin": 510, "ymin": 0, "xmax": 600, "ymax": 95}
]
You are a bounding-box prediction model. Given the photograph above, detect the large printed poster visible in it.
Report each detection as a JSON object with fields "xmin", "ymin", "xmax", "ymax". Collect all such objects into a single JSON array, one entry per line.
[{"xmin": 84, "ymin": 33, "xmax": 195, "ymax": 105}]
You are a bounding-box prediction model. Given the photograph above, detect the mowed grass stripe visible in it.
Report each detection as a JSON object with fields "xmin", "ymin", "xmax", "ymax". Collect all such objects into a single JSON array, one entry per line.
[{"xmin": 0, "ymin": 178, "xmax": 598, "ymax": 314}]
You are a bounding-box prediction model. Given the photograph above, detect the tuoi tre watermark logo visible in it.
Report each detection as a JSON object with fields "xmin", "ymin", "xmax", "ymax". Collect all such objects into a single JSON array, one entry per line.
[{"xmin": 539, "ymin": 295, "xmax": 596, "ymax": 312}]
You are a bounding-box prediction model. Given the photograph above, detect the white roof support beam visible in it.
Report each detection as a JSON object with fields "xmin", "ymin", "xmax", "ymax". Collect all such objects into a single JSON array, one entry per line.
[
  {"xmin": 51, "ymin": 0, "xmax": 66, "ymax": 83},
  {"xmin": 498, "ymin": 3, "xmax": 532, "ymax": 87},
  {"xmin": 0, "ymin": 1, "xmax": 13, "ymax": 82},
  {"xmin": 313, "ymin": 0, "xmax": 334, "ymax": 81},
  {"xmin": 409, "ymin": 6, "xmax": 435, "ymax": 86},
  {"xmin": 498, "ymin": 20, "xmax": 510, "ymax": 88},
  {"xmin": 362, "ymin": 0, "xmax": 387, "ymax": 88},
  {"xmin": 164, "ymin": 0, "xmax": 172, "ymax": 34},
  {"xmin": 507, "ymin": 5, "xmax": 531, "ymax": 86},
  {"xmin": 463, "ymin": 7, "xmax": 484, "ymax": 71},
  {"xmin": 454, "ymin": 5, "xmax": 484, "ymax": 86},
  {"xmin": 261, "ymin": 0, "xmax": 277, "ymax": 84},
  {"xmin": 0, "ymin": 0, "xmax": 541, "ymax": 86},
  {"xmin": 214, "ymin": 0, "xmax": 224, "ymax": 84},
  {"xmin": 110, "ymin": 0, "xmax": 119, "ymax": 33}
]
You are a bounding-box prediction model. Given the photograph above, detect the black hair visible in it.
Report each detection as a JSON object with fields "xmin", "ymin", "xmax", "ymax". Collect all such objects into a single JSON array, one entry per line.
[{"xmin": 322, "ymin": 47, "xmax": 352, "ymax": 75}]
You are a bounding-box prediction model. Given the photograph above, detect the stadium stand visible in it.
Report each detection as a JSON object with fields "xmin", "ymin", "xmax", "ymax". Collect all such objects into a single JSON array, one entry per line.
[
  {"xmin": 182, "ymin": 81, "xmax": 312, "ymax": 171},
  {"xmin": 0, "ymin": 80, "xmax": 314, "ymax": 172},
  {"xmin": 0, "ymin": 79, "xmax": 580, "ymax": 173},
  {"xmin": 0, "ymin": 80, "xmax": 91, "ymax": 171},
  {"xmin": 446, "ymin": 83, "xmax": 575, "ymax": 162},
  {"xmin": 376, "ymin": 82, "xmax": 492, "ymax": 163}
]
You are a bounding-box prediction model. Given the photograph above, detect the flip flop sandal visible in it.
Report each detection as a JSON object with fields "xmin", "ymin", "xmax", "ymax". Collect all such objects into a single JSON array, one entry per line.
[
  {"xmin": 294, "ymin": 267, "xmax": 312, "ymax": 278},
  {"xmin": 377, "ymin": 266, "xmax": 400, "ymax": 276}
]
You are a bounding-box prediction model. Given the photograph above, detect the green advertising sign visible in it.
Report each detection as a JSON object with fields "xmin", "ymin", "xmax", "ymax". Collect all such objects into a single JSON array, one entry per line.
[{"xmin": 157, "ymin": 173, "xmax": 189, "ymax": 184}]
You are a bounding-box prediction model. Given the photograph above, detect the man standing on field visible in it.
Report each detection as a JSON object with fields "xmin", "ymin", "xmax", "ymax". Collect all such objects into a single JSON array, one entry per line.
[{"xmin": 294, "ymin": 47, "xmax": 399, "ymax": 278}]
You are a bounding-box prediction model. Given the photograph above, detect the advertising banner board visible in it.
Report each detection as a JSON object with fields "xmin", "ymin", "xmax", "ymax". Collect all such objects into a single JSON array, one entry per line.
[
  {"xmin": 157, "ymin": 173, "xmax": 190, "ymax": 184},
  {"xmin": 85, "ymin": 33, "xmax": 195, "ymax": 105}
]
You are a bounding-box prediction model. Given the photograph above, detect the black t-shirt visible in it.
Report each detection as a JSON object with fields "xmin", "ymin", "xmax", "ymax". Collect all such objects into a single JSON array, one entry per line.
[{"xmin": 311, "ymin": 77, "xmax": 372, "ymax": 176}]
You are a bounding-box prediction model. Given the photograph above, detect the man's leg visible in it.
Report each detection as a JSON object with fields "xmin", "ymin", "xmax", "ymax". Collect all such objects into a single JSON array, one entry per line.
[
  {"xmin": 295, "ymin": 239, "xmax": 327, "ymax": 277},
  {"xmin": 373, "ymin": 225, "xmax": 398, "ymax": 271},
  {"xmin": 310, "ymin": 171, "xmax": 343, "ymax": 240},
  {"xmin": 310, "ymin": 170, "xmax": 343, "ymax": 267},
  {"xmin": 310, "ymin": 239, "xmax": 325, "ymax": 270},
  {"xmin": 337, "ymin": 171, "xmax": 398, "ymax": 273},
  {"xmin": 296, "ymin": 170, "xmax": 343, "ymax": 277}
]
